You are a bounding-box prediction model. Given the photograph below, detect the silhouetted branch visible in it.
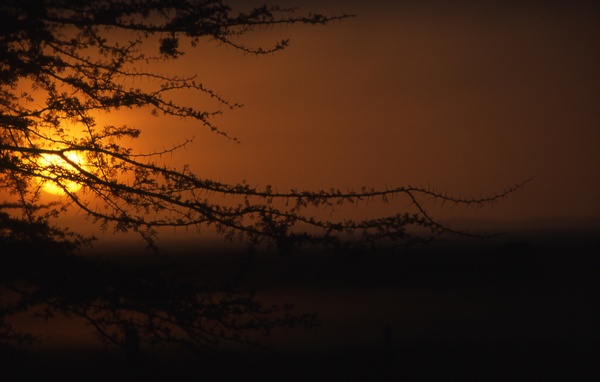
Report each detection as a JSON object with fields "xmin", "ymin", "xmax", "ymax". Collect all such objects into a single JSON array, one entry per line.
[{"xmin": 1, "ymin": 0, "xmax": 528, "ymax": 355}]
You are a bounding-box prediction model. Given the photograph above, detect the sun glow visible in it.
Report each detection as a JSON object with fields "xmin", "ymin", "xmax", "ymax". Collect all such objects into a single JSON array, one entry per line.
[{"xmin": 39, "ymin": 151, "xmax": 85, "ymax": 195}]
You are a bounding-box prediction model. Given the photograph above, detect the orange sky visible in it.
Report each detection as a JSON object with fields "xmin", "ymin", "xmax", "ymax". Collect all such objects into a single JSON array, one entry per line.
[
  {"xmin": 6, "ymin": 1, "xmax": 600, "ymax": 248},
  {"xmin": 147, "ymin": 1, "xmax": 600, "ymax": 222}
]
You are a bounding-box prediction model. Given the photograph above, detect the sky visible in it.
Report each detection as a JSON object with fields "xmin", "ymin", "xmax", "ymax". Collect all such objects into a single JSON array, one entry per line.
[
  {"xmin": 145, "ymin": 1, "xmax": 600, "ymax": 223},
  {"xmin": 7, "ymin": 1, "xmax": 600, "ymax": 248}
]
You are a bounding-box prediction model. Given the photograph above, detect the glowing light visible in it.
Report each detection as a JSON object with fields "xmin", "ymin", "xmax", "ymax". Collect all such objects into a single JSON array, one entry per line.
[{"xmin": 39, "ymin": 151, "xmax": 85, "ymax": 195}]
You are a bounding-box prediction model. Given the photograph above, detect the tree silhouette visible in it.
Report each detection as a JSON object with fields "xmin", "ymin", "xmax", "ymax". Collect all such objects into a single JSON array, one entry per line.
[
  {"xmin": 1, "ymin": 0, "xmax": 528, "ymax": 357},
  {"xmin": 0, "ymin": 203, "xmax": 317, "ymax": 358}
]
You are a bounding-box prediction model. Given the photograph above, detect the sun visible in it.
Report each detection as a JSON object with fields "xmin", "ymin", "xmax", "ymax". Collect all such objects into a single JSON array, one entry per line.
[{"xmin": 39, "ymin": 151, "xmax": 85, "ymax": 195}]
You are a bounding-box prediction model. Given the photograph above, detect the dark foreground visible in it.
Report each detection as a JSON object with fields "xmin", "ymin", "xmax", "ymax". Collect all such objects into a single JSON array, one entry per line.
[{"xmin": 3, "ymin": 227, "xmax": 599, "ymax": 381}]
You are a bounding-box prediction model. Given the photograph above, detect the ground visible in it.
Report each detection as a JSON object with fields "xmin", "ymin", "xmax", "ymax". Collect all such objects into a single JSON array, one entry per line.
[{"xmin": 3, "ymin": 225, "xmax": 599, "ymax": 381}]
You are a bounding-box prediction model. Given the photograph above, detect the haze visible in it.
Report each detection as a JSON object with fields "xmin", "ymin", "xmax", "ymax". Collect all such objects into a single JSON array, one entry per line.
[{"xmin": 12, "ymin": 1, "xmax": 600, "ymax": 245}]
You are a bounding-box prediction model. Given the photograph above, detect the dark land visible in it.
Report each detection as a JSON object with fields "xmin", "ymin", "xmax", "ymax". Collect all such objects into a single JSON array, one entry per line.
[{"xmin": 3, "ymin": 223, "xmax": 599, "ymax": 381}]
